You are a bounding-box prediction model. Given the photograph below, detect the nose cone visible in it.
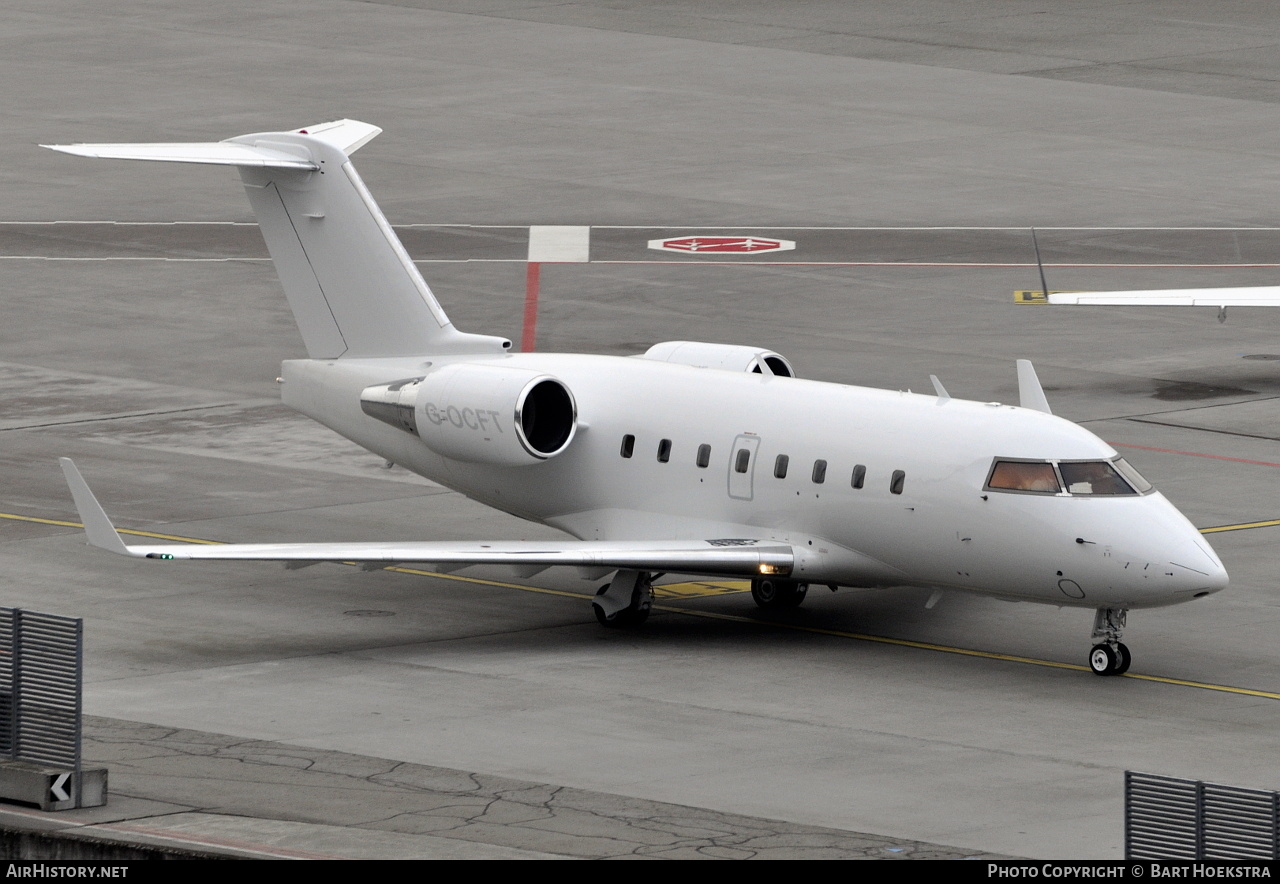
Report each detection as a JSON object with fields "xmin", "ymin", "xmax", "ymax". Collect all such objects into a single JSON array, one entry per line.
[
  {"xmin": 1166, "ymin": 541, "xmax": 1228, "ymax": 598},
  {"xmin": 1108, "ymin": 493, "xmax": 1228, "ymax": 606}
]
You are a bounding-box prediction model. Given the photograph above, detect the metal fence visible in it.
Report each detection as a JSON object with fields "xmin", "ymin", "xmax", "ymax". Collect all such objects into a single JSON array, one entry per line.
[
  {"xmin": 1126, "ymin": 771, "xmax": 1280, "ymax": 859},
  {"xmin": 0, "ymin": 608, "xmax": 83, "ymax": 772}
]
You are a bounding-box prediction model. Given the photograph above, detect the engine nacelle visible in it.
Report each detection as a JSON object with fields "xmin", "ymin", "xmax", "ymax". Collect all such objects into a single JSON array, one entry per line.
[
  {"xmin": 360, "ymin": 364, "xmax": 577, "ymax": 466},
  {"xmin": 641, "ymin": 341, "xmax": 795, "ymax": 377}
]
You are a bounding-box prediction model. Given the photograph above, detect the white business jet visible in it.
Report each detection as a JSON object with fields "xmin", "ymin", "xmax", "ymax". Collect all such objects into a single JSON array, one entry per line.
[{"xmin": 46, "ymin": 121, "xmax": 1228, "ymax": 676}]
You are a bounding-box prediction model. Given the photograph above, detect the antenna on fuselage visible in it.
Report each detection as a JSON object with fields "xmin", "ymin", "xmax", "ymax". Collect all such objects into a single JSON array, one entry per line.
[{"xmin": 929, "ymin": 375, "xmax": 951, "ymax": 401}]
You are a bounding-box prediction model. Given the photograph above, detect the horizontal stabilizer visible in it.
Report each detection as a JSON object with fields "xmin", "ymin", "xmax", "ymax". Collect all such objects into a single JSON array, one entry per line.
[
  {"xmin": 45, "ymin": 120, "xmax": 509, "ymax": 359},
  {"xmin": 42, "ymin": 141, "xmax": 319, "ymax": 170},
  {"xmin": 1047, "ymin": 286, "xmax": 1280, "ymax": 307},
  {"xmin": 60, "ymin": 460, "xmax": 793, "ymax": 578},
  {"xmin": 42, "ymin": 119, "xmax": 382, "ymax": 169}
]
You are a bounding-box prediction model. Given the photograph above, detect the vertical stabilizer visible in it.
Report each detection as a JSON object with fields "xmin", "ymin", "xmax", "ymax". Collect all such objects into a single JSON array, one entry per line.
[{"xmin": 44, "ymin": 121, "xmax": 511, "ymax": 359}]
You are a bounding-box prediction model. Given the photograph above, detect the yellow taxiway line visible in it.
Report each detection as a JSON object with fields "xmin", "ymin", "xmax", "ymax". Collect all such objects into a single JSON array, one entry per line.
[
  {"xmin": 1201, "ymin": 518, "xmax": 1280, "ymax": 534},
  {"xmin": 5, "ymin": 510, "xmax": 1277, "ymax": 699}
]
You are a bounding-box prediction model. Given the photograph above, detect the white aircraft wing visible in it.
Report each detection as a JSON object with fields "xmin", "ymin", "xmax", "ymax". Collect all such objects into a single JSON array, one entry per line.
[
  {"xmin": 60, "ymin": 459, "xmax": 792, "ymax": 578},
  {"xmin": 1047, "ymin": 286, "xmax": 1280, "ymax": 307}
]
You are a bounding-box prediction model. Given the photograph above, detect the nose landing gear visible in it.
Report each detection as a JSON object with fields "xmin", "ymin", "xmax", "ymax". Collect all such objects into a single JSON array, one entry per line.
[{"xmin": 1089, "ymin": 607, "xmax": 1131, "ymax": 676}]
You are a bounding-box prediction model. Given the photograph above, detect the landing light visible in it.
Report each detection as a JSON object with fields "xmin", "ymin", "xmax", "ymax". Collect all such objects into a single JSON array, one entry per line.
[{"xmin": 759, "ymin": 563, "xmax": 785, "ymax": 575}]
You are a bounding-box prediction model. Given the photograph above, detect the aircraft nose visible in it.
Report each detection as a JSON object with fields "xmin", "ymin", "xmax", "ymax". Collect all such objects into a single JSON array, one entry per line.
[
  {"xmin": 1088, "ymin": 495, "xmax": 1229, "ymax": 605},
  {"xmin": 1170, "ymin": 537, "xmax": 1228, "ymax": 597},
  {"xmin": 1141, "ymin": 500, "xmax": 1229, "ymax": 600}
]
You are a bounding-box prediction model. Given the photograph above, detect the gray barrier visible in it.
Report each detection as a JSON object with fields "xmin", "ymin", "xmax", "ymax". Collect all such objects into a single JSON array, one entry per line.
[{"xmin": 1126, "ymin": 771, "xmax": 1280, "ymax": 860}]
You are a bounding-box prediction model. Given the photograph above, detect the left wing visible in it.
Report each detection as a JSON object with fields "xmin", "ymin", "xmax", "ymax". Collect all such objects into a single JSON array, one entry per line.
[
  {"xmin": 1036, "ymin": 286, "xmax": 1280, "ymax": 307},
  {"xmin": 60, "ymin": 459, "xmax": 793, "ymax": 579}
]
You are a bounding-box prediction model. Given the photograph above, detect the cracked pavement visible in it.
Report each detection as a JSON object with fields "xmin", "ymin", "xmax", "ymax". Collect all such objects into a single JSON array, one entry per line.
[{"xmin": 0, "ymin": 717, "xmax": 1004, "ymax": 859}]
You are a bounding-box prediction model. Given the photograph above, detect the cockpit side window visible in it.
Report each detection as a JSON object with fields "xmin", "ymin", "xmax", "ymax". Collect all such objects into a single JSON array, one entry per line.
[
  {"xmin": 1112, "ymin": 457, "xmax": 1153, "ymax": 493},
  {"xmin": 987, "ymin": 461, "xmax": 1061, "ymax": 494},
  {"xmin": 1058, "ymin": 461, "xmax": 1136, "ymax": 496}
]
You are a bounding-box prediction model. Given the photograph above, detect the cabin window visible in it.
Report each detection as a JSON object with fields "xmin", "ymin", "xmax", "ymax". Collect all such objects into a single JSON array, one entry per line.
[
  {"xmin": 696, "ymin": 444, "xmax": 711, "ymax": 468},
  {"xmin": 812, "ymin": 459, "xmax": 827, "ymax": 484},
  {"xmin": 774, "ymin": 455, "xmax": 789, "ymax": 479},
  {"xmin": 735, "ymin": 448, "xmax": 751, "ymax": 473},
  {"xmin": 851, "ymin": 464, "xmax": 866, "ymax": 489},
  {"xmin": 657, "ymin": 439, "xmax": 672, "ymax": 463},
  {"xmin": 1059, "ymin": 461, "xmax": 1137, "ymax": 496},
  {"xmin": 890, "ymin": 470, "xmax": 905, "ymax": 495},
  {"xmin": 620, "ymin": 435, "xmax": 635, "ymax": 458},
  {"xmin": 987, "ymin": 460, "xmax": 1060, "ymax": 494}
]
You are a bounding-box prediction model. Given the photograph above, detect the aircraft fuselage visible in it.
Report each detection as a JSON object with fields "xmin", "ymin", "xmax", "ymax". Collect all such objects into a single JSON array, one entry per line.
[{"xmin": 283, "ymin": 353, "xmax": 1226, "ymax": 611}]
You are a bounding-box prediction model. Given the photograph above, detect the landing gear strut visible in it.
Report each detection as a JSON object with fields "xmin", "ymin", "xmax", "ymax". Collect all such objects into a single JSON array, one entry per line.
[
  {"xmin": 751, "ymin": 578, "xmax": 808, "ymax": 609},
  {"xmin": 593, "ymin": 570, "xmax": 653, "ymax": 628},
  {"xmin": 1088, "ymin": 607, "xmax": 1131, "ymax": 676}
]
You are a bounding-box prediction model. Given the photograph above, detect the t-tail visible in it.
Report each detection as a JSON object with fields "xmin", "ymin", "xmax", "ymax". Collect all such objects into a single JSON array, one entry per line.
[{"xmin": 43, "ymin": 120, "xmax": 511, "ymax": 359}]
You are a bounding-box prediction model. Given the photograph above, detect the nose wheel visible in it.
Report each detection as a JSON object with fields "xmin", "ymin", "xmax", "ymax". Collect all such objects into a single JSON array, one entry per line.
[
  {"xmin": 1089, "ymin": 607, "xmax": 1131, "ymax": 676},
  {"xmin": 1089, "ymin": 641, "xmax": 1131, "ymax": 676}
]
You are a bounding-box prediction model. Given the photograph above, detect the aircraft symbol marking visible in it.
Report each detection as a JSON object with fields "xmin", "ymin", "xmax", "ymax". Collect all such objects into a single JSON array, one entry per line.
[{"xmin": 648, "ymin": 235, "xmax": 796, "ymax": 254}]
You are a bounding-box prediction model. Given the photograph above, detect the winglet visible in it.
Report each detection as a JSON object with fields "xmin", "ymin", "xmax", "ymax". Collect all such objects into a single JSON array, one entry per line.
[
  {"xmin": 59, "ymin": 458, "xmax": 131, "ymax": 555},
  {"xmin": 1016, "ymin": 359, "xmax": 1052, "ymax": 415}
]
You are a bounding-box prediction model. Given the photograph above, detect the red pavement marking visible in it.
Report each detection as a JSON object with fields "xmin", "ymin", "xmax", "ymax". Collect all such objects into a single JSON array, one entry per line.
[
  {"xmin": 1112, "ymin": 442, "xmax": 1280, "ymax": 468},
  {"xmin": 521, "ymin": 261, "xmax": 540, "ymax": 352},
  {"xmin": 590, "ymin": 261, "xmax": 1280, "ymax": 268}
]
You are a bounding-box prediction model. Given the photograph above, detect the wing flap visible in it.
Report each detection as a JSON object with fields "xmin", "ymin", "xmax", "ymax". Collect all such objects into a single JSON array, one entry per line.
[{"xmin": 128, "ymin": 539, "xmax": 794, "ymax": 577}]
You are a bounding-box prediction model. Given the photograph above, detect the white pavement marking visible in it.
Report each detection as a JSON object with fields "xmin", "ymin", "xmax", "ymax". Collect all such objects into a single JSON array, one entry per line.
[{"xmin": 528, "ymin": 225, "xmax": 591, "ymax": 262}]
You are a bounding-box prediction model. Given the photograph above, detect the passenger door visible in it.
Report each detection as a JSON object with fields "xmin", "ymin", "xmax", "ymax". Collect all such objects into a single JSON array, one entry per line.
[{"xmin": 728, "ymin": 434, "xmax": 761, "ymax": 501}]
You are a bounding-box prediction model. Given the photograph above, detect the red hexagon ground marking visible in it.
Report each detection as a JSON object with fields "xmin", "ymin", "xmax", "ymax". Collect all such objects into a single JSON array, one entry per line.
[{"xmin": 647, "ymin": 235, "xmax": 796, "ymax": 254}]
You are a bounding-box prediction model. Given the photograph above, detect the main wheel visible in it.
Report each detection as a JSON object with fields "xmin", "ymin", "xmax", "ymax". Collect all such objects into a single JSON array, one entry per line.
[
  {"xmin": 1114, "ymin": 642, "xmax": 1132, "ymax": 675},
  {"xmin": 1089, "ymin": 643, "xmax": 1119, "ymax": 676},
  {"xmin": 751, "ymin": 579, "xmax": 808, "ymax": 609},
  {"xmin": 593, "ymin": 583, "xmax": 651, "ymax": 628}
]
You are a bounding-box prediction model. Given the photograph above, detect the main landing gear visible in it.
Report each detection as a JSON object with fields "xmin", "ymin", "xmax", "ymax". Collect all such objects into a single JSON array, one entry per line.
[
  {"xmin": 1089, "ymin": 607, "xmax": 1131, "ymax": 676},
  {"xmin": 593, "ymin": 570, "xmax": 653, "ymax": 628},
  {"xmin": 751, "ymin": 578, "xmax": 808, "ymax": 609}
]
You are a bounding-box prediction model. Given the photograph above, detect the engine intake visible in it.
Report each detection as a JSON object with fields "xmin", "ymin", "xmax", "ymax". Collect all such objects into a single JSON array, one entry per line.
[
  {"xmin": 361, "ymin": 364, "xmax": 577, "ymax": 466},
  {"xmin": 641, "ymin": 341, "xmax": 794, "ymax": 377}
]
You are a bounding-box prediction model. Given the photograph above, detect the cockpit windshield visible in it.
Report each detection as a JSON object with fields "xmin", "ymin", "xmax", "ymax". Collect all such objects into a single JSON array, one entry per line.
[
  {"xmin": 988, "ymin": 461, "xmax": 1060, "ymax": 494},
  {"xmin": 985, "ymin": 456, "xmax": 1152, "ymax": 497}
]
